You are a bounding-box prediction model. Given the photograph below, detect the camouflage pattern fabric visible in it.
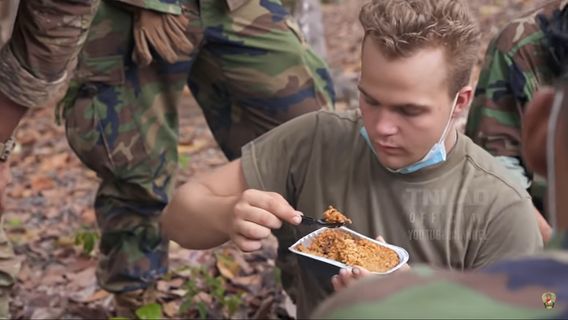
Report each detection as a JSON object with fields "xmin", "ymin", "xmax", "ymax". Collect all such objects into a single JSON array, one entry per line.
[
  {"xmin": 0, "ymin": 0, "xmax": 19, "ymax": 46},
  {"xmin": 0, "ymin": 0, "xmax": 101, "ymax": 108},
  {"xmin": 59, "ymin": 0, "xmax": 335, "ymax": 293},
  {"xmin": 465, "ymin": 0, "xmax": 568, "ymax": 209},
  {"xmin": 313, "ymin": 231, "xmax": 568, "ymax": 319}
]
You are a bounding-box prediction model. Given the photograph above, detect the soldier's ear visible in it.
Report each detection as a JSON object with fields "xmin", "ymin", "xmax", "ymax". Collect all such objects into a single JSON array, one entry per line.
[
  {"xmin": 522, "ymin": 87, "xmax": 556, "ymax": 176},
  {"xmin": 452, "ymin": 86, "xmax": 473, "ymax": 117}
]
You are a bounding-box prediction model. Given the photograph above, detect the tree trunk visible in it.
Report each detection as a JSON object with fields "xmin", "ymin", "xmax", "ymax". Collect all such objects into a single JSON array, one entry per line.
[{"xmin": 284, "ymin": 0, "xmax": 328, "ymax": 60}]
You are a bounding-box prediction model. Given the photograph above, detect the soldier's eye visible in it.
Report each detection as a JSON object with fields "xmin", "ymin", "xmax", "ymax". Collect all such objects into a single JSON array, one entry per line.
[
  {"xmin": 399, "ymin": 107, "xmax": 423, "ymax": 117},
  {"xmin": 364, "ymin": 96, "xmax": 380, "ymax": 107}
]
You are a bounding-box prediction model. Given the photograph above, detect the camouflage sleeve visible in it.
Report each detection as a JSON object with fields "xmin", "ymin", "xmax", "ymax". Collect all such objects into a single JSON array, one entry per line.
[
  {"xmin": 465, "ymin": 39, "xmax": 523, "ymax": 158},
  {"xmin": 465, "ymin": 19, "xmax": 546, "ymax": 158},
  {"xmin": 0, "ymin": 0, "xmax": 100, "ymax": 108}
]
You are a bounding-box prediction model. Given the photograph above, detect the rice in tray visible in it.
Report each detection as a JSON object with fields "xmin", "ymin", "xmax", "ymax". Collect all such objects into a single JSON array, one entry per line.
[{"xmin": 295, "ymin": 229, "xmax": 400, "ymax": 273}]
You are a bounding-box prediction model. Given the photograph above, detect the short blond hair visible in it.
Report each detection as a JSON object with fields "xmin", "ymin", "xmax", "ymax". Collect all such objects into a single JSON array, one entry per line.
[{"xmin": 359, "ymin": 0, "xmax": 480, "ymax": 96}]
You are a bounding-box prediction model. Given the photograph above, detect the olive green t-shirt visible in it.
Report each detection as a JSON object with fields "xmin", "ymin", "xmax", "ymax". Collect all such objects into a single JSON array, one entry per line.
[{"xmin": 241, "ymin": 110, "xmax": 543, "ymax": 319}]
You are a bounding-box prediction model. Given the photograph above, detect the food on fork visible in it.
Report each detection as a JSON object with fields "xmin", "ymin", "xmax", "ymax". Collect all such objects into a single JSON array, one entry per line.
[{"xmin": 322, "ymin": 206, "xmax": 352, "ymax": 225}]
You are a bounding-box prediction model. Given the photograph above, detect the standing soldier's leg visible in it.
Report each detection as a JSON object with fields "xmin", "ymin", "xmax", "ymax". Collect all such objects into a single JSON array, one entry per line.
[
  {"xmin": 188, "ymin": 0, "xmax": 334, "ymax": 305},
  {"xmin": 190, "ymin": 0, "xmax": 335, "ymax": 160},
  {"xmin": 59, "ymin": 1, "xmax": 200, "ymax": 316}
]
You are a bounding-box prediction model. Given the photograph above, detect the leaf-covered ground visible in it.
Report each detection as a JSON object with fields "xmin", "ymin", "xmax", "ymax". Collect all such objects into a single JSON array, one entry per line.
[{"xmin": 4, "ymin": 0, "xmax": 548, "ymax": 318}]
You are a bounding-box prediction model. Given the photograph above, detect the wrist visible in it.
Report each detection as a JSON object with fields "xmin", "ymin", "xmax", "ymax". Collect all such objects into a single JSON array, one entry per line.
[{"xmin": 0, "ymin": 91, "xmax": 27, "ymax": 141}]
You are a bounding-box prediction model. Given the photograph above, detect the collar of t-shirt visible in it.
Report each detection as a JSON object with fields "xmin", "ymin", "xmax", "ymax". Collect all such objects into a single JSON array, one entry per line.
[{"xmin": 368, "ymin": 128, "xmax": 465, "ymax": 183}]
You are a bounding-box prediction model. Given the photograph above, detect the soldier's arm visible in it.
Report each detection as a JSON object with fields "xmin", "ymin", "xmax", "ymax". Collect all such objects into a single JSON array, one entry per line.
[
  {"xmin": 465, "ymin": 36, "xmax": 524, "ymax": 156},
  {"xmin": 0, "ymin": 0, "xmax": 100, "ymax": 141},
  {"xmin": 162, "ymin": 159, "xmax": 302, "ymax": 251},
  {"xmin": 0, "ymin": 94, "xmax": 26, "ymax": 142},
  {"xmin": 471, "ymin": 198, "xmax": 543, "ymax": 269},
  {"xmin": 162, "ymin": 160, "xmax": 246, "ymax": 250}
]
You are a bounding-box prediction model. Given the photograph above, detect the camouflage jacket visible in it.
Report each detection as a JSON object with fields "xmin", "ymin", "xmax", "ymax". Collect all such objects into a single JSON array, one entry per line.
[
  {"xmin": 465, "ymin": 0, "xmax": 568, "ymax": 202},
  {"xmin": 313, "ymin": 231, "xmax": 568, "ymax": 319}
]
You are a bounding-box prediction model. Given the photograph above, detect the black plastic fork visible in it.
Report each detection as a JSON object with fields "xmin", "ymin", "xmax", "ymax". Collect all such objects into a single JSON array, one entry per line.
[{"xmin": 300, "ymin": 216, "xmax": 345, "ymax": 228}]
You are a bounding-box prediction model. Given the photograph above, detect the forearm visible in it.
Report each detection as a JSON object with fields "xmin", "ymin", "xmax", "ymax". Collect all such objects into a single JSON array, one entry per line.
[
  {"xmin": 0, "ymin": 92, "xmax": 27, "ymax": 141},
  {"xmin": 162, "ymin": 180, "xmax": 239, "ymax": 250}
]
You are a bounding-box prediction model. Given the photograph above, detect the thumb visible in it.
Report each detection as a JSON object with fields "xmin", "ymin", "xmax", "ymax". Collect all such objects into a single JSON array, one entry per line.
[{"xmin": 352, "ymin": 266, "xmax": 371, "ymax": 279}]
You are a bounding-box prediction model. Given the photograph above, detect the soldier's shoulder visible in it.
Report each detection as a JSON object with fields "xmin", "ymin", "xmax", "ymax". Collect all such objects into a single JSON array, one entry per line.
[
  {"xmin": 314, "ymin": 256, "xmax": 568, "ymax": 319},
  {"xmin": 493, "ymin": 0, "xmax": 564, "ymax": 53}
]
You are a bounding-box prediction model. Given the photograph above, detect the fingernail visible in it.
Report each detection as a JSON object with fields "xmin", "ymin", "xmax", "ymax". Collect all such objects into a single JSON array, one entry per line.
[
  {"xmin": 292, "ymin": 215, "xmax": 302, "ymax": 224},
  {"xmin": 353, "ymin": 268, "xmax": 360, "ymax": 275},
  {"xmin": 296, "ymin": 211, "xmax": 304, "ymax": 216}
]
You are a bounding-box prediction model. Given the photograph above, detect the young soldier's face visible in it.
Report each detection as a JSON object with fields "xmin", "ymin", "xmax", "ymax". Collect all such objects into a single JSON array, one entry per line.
[{"xmin": 358, "ymin": 38, "xmax": 470, "ymax": 170}]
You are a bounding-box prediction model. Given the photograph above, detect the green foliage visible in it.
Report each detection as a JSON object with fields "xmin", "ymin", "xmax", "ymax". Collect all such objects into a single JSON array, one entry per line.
[
  {"xmin": 74, "ymin": 228, "xmax": 99, "ymax": 256},
  {"xmin": 179, "ymin": 154, "xmax": 191, "ymax": 169},
  {"xmin": 135, "ymin": 303, "xmax": 163, "ymax": 319},
  {"xmin": 5, "ymin": 218, "xmax": 22, "ymax": 228},
  {"xmin": 179, "ymin": 266, "xmax": 244, "ymax": 319}
]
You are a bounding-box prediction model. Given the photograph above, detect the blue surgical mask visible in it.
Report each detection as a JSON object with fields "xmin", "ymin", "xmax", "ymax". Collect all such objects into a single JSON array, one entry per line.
[{"xmin": 360, "ymin": 94, "xmax": 459, "ymax": 174}]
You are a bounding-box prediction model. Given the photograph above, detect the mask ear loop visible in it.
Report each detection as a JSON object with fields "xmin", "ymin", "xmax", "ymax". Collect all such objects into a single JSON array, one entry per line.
[
  {"xmin": 546, "ymin": 89, "xmax": 565, "ymax": 233},
  {"xmin": 437, "ymin": 93, "xmax": 461, "ymax": 146}
]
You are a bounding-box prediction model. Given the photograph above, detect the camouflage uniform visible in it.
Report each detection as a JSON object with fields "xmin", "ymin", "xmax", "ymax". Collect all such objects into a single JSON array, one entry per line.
[
  {"xmin": 0, "ymin": 0, "xmax": 100, "ymax": 316},
  {"xmin": 59, "ymin": 0, "xmax": 335, "ymax": 294},
  {"xmin": 0, "ymin": 0, "xmax": 19, "ymax": 46},
  {"xmin": 465, "ymin": 0, "xmax": 568, "ymax": 212},
  {"xmin": 313, "ymin": 231, "xmax": 568, "ymax": 319}
]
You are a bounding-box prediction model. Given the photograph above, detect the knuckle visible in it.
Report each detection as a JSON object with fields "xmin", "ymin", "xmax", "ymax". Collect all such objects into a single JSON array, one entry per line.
[
  {"xmin": 242, "ymin": 223, "xmax": 258, "ymax": 239},
  {"xmin": 233, "ymin": 201, "xmax": 246, "ymax": 217},
  {"xmin": 242, "ymin": 189, "xmax": 257, "ymax": 200}
]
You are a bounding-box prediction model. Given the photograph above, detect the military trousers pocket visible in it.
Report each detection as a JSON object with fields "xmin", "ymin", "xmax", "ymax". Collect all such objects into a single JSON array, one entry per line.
[{"xmin": 64, "ymin": 81, "xmax": 151, "ymax": 178}]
